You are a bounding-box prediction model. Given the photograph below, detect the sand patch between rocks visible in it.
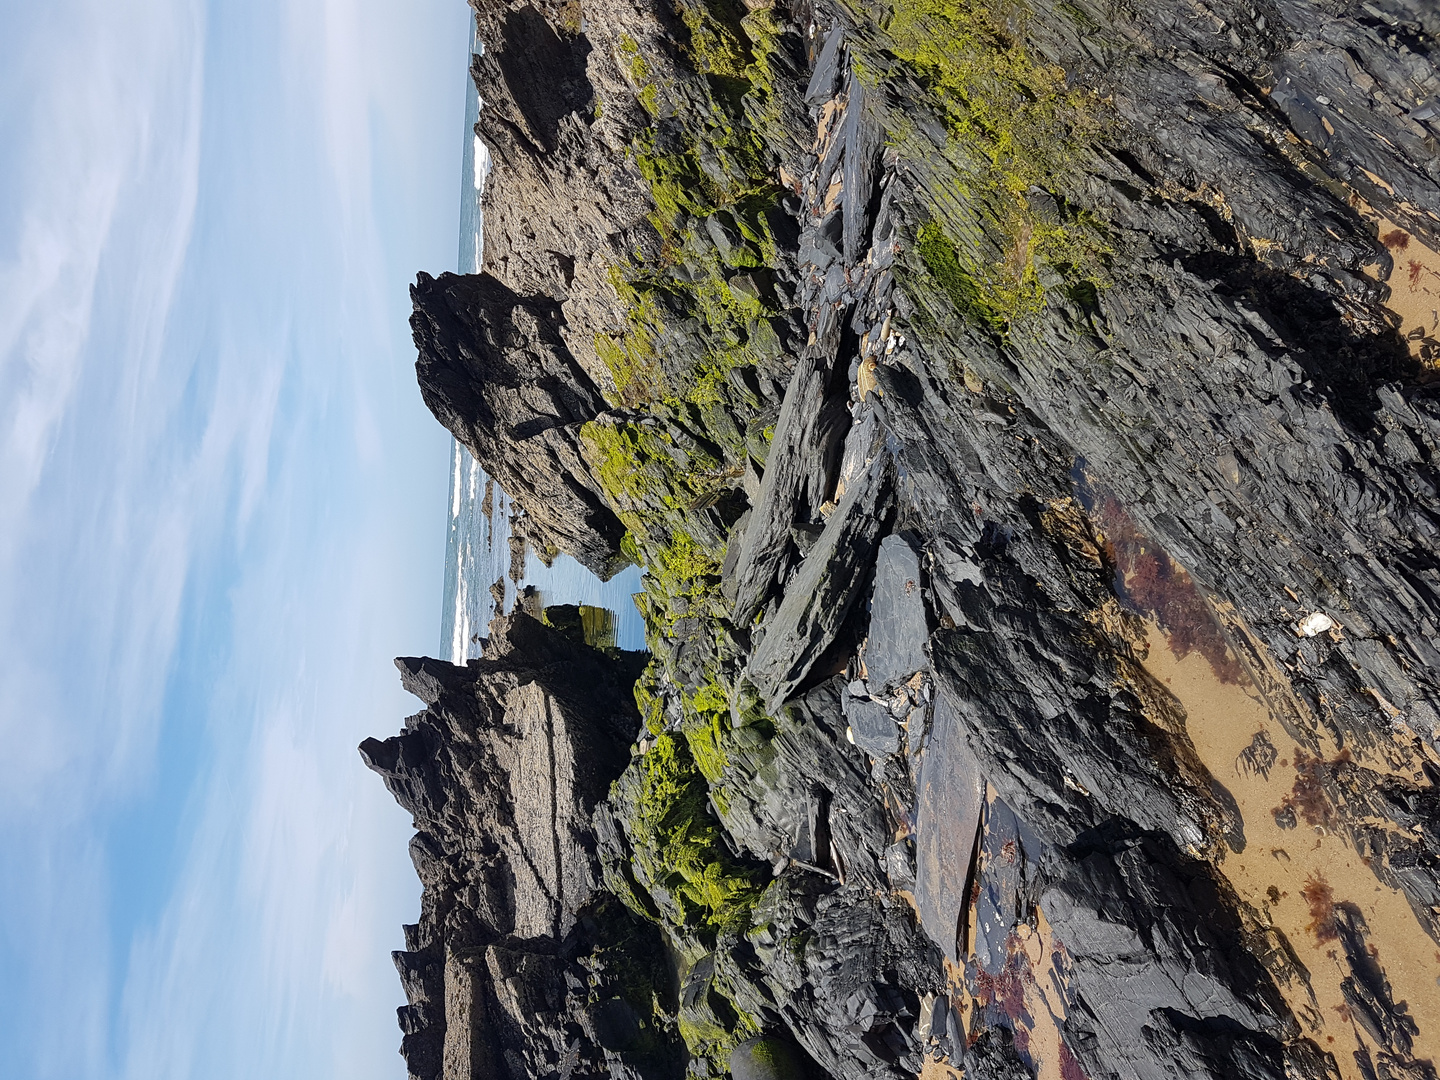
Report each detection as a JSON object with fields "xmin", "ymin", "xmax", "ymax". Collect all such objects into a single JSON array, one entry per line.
[
  {"xmin": 1374, "ymin": 217, "xmax": 1440, "ymax": 367},
  {"xmin": 1139, "ymin": 619, "xmax": 1440, "ymax": 1079}
]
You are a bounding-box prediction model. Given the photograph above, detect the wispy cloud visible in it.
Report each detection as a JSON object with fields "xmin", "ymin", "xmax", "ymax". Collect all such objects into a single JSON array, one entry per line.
[
  {"xmin": 0, "ymin": 2, "xmax": 205, "ymax": 1075},
  {"xmin": 0, "ymin": 0, "xmax": 468, "ymax": 1077},
  {"xmin": 0, "ymin": 0, "xmax": 204, "ymax": 812}
]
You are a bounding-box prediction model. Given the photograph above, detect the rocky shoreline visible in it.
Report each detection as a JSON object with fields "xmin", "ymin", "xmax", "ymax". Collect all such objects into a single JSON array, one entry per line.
[{"xmin": 364, "ymin": 0, "xmax": 1440, "ymax": 1077}]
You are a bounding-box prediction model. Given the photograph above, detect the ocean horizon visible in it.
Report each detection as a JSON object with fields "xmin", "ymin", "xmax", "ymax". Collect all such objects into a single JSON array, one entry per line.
[{"xmin": 437, "ymin": 20, "xmax": 645, "ymax": 661}]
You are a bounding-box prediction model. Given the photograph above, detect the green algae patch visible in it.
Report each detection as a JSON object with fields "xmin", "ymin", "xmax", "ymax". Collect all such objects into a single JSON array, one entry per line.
[
  {"xmin": 618, "ymin": 732, "xmax": 765, "ymax": 936},
  {"xmin": 580, "ymin": 416, "xmax": 729, "ymax": 556},
  {"xmin": 580, "ymin": 410, "xmax": 737, "ymax": 659},
  {"xmin": 599, "ymin": 246, "xmax": 782, "ymax": 415},
  {"xmin": 597, "ymin": 269, "xmax": 672, "ymax": 407},
  {"xmin": 679, "ymin": 0, "xmax": 752, "ymax": 84},
  {"xmin": 578, "ymin": 16, "xmax": 801, "ymax": 1053},
  {"xmin": 886, "ymin": 0, "xmax": 1095, "ymax": 192},
  {"xmin": 684, "ymin": 678, "xmax": 732, "ymax": 784},
  {"xmin": 618, "ymin": 33, "xmax": 651, "ymax": 84},
  {"xmin": 677, "ymin": 1006, "xmax": 762, "ymax": 1075},
  {"xmin": 674, "ymin": 950, "xmax": 764, "ymax": 1074},
  {"xmin": 655, "ymin": 530, "xmax": 723, "ymax": 607},
  {"xmin": 675, "ymin": 0, "xmax": 786, "ymax": 114},
  {"xmin": 612, "ymin": 0, "xmax": 792, "ymax": 404},
  {"xmin": 540, "ymin": 603, "xmax": 618, "ymax": 650},
  {"xmin": 917, "ymin": 221, "xmax": 1008, "ymax": 332},
  {"xmin": 677, "ymin": 674, "xmax": 741, "ymax": 811},
  {"xmin": 618, "ymin": 33, "xmax": 663, "ymax": 116},
  {"xmin": 580, "ymin": 418, "xmax": 688, "ymax": 510},
  {"xmin": 875, "ymin": 0, "xmax": 1111, "ymax": 325}
]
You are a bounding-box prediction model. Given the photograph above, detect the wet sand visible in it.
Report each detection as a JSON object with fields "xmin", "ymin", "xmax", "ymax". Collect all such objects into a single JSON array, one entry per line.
[
  {"xmin": 1377, "ymin": 218, "xmax": 1440, "ymax": 366},
  {"xmin": 1138, "ymin": 617, "xmax": 1440, "ymax": 1078}
]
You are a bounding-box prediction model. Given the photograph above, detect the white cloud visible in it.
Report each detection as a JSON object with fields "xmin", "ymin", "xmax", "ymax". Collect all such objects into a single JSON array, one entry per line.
[
  {"xmin": 0, "ymin": 0, "xmax": 204, "ymax": 815},
  {"xmin": 0, "ymin": 0, "xmax": 466, "ymax": 1077},
  {"xmin": 113, "ymin": 467, "xmax": 431, "ymax": 1080},
  {"xmin": 0, "ymin": 3, "xmax": 204, "ymax": 1076}
]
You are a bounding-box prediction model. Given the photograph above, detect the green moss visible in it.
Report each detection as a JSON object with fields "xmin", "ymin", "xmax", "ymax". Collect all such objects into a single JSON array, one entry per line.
[
  {"xmin": 677, "ymin": 1011, "xmax": 762, "ymax": 1073},
  {"xmin": 581, "ymin": 420, "xmax": 676, "ymax": 508},
  {"xmin": 618, "ymin": 33, "xmax": 650, "ymax": 84},
  {"xmin": 623, "ymin": 733, "xmax": 764, "ymax": 934},
  {"xmin": 597, "ymin": 269, "xmax": 671, "ymax": 406},
  {"xmin": 679, "ymin": 0, "xmax": 751, "ymax": 83},
  {"xmin": 682, "ymin": 677, "xmax": 732, "ymax": 784},
  {"xmin": 886, "ymin": 0, "xmax": 1094, "ymax": 192},
  {"xmin": 655, "ymin": 530, "xmax": 722, "ymax": 600},
  {"xmin": 880, "ymin": 0, "xmax": 1110, "ymax": 324},
  {"xmin": 634, "ymin": 661, "xmax": 667, "ymax": 737},
  {"xmin": 917, "ymin": 221, "xmax": 1007, "ymax": 331}
]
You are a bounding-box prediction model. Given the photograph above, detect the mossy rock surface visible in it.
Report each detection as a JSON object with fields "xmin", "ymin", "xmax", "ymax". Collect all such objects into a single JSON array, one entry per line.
[{"xmin": 728, "ymin": 1035, "xmax": 808, "ymax": 1080}]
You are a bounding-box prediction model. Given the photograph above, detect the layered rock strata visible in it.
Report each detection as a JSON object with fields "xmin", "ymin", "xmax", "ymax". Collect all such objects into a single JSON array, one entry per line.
[
  {"xmin": 361, "ymin": 616, "xmax": 682, "ymax": 1079},
  {"xmin": 369, "ymin": 0, "xmax": 1440, "ymax": 1078}
]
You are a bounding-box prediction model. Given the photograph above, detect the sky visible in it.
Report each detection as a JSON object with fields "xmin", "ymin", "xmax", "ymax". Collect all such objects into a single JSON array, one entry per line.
[{"xmin": 0, "ymin": 0, "xmax": 471, "ymax": 1076}]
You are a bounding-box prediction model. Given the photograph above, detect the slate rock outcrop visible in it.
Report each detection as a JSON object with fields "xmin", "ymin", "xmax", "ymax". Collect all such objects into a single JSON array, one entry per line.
[
  {"xmin": 374, "ymin": 0, "xmax": 1440, "ymax": 1078},
  {"xmin": 361, "ymin": 614, "xmax": 681, "ymax": 1080},
  {"xmin": 411, "ymin": 270, "xmax": 629, "ymax": 578}
]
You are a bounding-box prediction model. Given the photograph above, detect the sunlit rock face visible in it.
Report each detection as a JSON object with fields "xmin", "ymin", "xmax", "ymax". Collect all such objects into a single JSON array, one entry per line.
[{"xmin": 373, "ymin": 0, "xmax": 1440, "ymax": 1077}]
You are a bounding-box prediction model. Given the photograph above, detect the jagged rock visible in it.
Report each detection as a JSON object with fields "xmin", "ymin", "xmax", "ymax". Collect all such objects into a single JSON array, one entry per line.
[
  {"xmin": 747, "ymin": 451, "xmax": 896, "ymax": 712},
  {"xmin": 360, "ymin": 615, "xmax": 681, "ymax": 1080},
  {"xmin": 862, "ymin": 534, "xmax": 928, "ymax": 695},
  {"xmin": 730, "ymin": 323, "xmax": 854, "ymax": 627},
  {"xmin": 912, "ymin": 693, "xmax": 983, "ymax": 966},
  {"xmin": 839, "ymin": 68, "xmax": 882, "ymax": 268},
  {"xmin": 377, "ymin": 0, "xmax": 1440, "ymax": 1077},
  {"xmin": 411, "ymin": 270, "xmax": 629, "ymax": 578},
  {"xmin": 843, "ymin": 693, "xmax": 899, "ymax": 759}
]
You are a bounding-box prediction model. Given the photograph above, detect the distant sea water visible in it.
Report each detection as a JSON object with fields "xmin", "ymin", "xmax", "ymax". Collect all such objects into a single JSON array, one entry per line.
[{"xmin": 438, "ymin": 20, "xmax": 646, "ymax": 661}]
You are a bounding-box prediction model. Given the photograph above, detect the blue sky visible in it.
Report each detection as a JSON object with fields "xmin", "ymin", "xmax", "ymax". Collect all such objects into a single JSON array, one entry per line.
[{"xmin": 0, "ymin": 0, "xmax": 470, "ymax": 1076}]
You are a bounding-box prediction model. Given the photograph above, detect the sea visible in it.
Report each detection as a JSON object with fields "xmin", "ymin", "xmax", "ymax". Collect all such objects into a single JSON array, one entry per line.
[{"xmin": 437, "ymin": 21, "xmax": 646, "ymax": 661}]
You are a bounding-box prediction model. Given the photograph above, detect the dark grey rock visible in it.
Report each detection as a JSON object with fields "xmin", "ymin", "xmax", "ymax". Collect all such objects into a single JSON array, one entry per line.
[
  {"xmin": 840, "ymin": 67, "xmax": 883, "ymax": 266},
  {"xmin": 730, "ymin": 324, "xmax": 853, "ymax": 627},
  {"xmin": 911, "ymin": 694, "xmax": 983, "ymax": 964},
  {"xmin": 748, "ymin": 451, "xmax": 895, "ymax": 712},
  {"xmin": 360, "ymin": 615, "xmax": 680, "ymax": 1080},
  {"xmin": 805, "ymin": 24, "xmax": 845, "ymax": 104},
  {"xmin": 845, "ymin": 695, "xmax": 899, "ymax": 758},
  {"xmin": 863, "ymin": 534, "xmax": 928, "ymax": 694},
  {"xmin": 706, "ymin": 212, "xmax": 747, "ymax": 267},
  {"xmin": 410, "ymin": 271, "xmax": 629, "ymax": 578},
  {"xmin": 590, "ymin": 996, "xmax": 642, "ymax": 1051}
]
